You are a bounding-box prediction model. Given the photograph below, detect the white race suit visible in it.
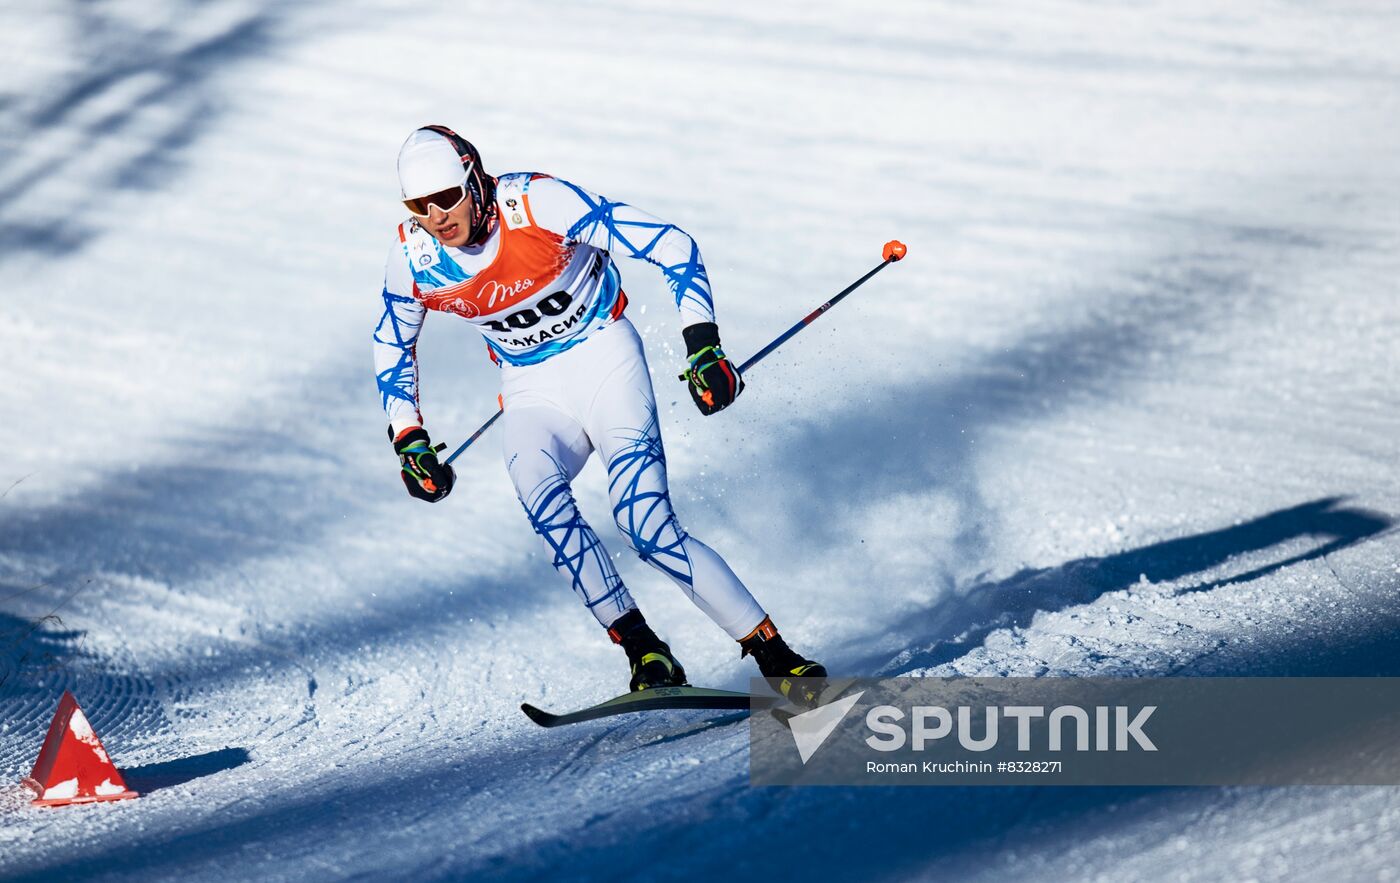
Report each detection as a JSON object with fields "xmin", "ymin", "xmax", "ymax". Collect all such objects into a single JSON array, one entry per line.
[{"xmin": 372, "ymin": 172, "xmax": 766, "ymax": 639}]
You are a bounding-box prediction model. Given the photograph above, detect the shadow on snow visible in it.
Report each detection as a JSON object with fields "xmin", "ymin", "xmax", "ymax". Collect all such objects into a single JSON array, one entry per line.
[
  {"xmin": 124, "ymin": 747, "xmax": 251, "ymax": 796},
  {"xmin": 0, "ymin": 2, "xmax": 311, "ymax": 258},
  {"xmin": 4, "ymin": 496, "xmax": 1397, "ymax": 883},
  {"xmin": 853, "ymin": 497, "xmax": 1394, "ymax": 676}
]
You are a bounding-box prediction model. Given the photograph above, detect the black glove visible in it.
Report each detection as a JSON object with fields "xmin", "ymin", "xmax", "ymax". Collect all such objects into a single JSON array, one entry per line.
[
  {"xmin": 679, "ymin": 322, "xmax": 744, "ymax": 415},
  {"xmin": 390, "ymin": 426, "xmax": 455, "ymax": 502}
]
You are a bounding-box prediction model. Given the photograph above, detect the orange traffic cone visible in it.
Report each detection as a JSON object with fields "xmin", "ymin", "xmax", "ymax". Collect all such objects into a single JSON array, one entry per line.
[{"xmin": 23, "ymin": 691, "xmax": 138, "ymax": 807}]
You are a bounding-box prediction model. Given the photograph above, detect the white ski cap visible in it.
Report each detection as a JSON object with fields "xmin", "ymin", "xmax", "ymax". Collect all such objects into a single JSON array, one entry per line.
[{"xmin": 397, "ymin": 129, "xmax": 466, "ymax": 199}]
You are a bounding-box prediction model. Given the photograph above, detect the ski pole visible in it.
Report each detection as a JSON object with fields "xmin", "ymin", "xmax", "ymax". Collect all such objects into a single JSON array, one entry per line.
[
  {"xmin": 443, "ymin": 406, "xmax": 503, "ymax": 466},
  {"xmin": 444, "ymin": 240, "xmax": 907, "ymax": 466},
  {"xmin": 734, "ymin": 239, "xmax": 906, "ymax": 374}
]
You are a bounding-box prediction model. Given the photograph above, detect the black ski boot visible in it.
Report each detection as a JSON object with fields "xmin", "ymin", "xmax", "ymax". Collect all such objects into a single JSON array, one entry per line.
[
  {"xmin": 608, "ymin": 609, "xmax": 688, "ymax": 692},
  {"xmin": 740, "ymin": 616, "xmax": 828, "ymax": 707}
]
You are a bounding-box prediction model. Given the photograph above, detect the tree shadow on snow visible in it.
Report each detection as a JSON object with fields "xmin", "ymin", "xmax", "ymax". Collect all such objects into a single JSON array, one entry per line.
[
  {"xmin": 716, "ymin": 227, "xmax": 1315, "ymax": 598},
  {"xmin": 0, "ymin": 608, "xmax": 177, "ymax": 780},
  {"xmin": 0, "ymin": 610, "xmax": 85, "ymax": 695},
  {"xmin": 12, "ymin": 574, "xmax": 1400, "ymax": 883},
  {"xmin": 849, "ymin": 496, "xmax": 1394, "ymax": 676},
  {"xmin": 0, "ymin": 341, "xmax": 615, "ymax": 751},
  {"xmin": 0, "ymin": 612, "xmax": 244, "ymax": 792},
  {"xmin": 464, "ymin": 531, "xmax": 1400, "ymax": 883},
  {"xmin": 8, "ymin": 364, "xmax": 1398, "ymax": 877},
  {"xmin": 0, "ymin": 2, "xmax": 313, "ymax": 258}
]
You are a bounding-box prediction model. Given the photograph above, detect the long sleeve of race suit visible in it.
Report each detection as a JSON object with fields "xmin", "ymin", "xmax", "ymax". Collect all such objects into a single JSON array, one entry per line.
[
  {"xmin": 373, "ymin": 248, "xmax": 427, "ymax": 436},
  {"xmin": 522, "ymin": 175, "xmax": 717, "ymax": 329}
]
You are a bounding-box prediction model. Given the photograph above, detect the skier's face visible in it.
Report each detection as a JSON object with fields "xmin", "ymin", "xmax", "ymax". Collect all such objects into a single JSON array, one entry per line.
[{"xmin": 420, "ymin": 196, "xmax": 474, "ymax": 248}]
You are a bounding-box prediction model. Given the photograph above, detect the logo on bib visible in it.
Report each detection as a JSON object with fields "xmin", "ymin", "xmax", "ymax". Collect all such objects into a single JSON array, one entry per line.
[
  {"xmin": 408, "ymin": 234, "xmax": 440, "ymax": 271},
  {"xmin": 446, "ymin": 298, "xmax": 479, "ymax": 319},
  {"xmin": 482, "ymin": 277, "xmax": 535, "ymax": 309},
  {"xmin": 502, "ymin": 196, "xmax": 531, "ymax": 230}
]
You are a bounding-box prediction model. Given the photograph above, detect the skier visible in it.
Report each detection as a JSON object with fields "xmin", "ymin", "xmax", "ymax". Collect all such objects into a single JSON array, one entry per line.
[{"xmin": 373, "ymin": 126, "xmax": 827, "ymax": 705}]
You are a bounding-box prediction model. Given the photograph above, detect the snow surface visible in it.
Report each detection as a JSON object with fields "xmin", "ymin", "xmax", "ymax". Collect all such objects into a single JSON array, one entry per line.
[{"xmin": 3, "ymin": 0, "xmax": 1400, "ymax": 880}]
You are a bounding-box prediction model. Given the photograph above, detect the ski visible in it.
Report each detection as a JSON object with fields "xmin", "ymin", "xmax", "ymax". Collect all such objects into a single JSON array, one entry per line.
[{"xmin": 520, "ymin": 686, "xmax": 779, "ymax": 728}]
